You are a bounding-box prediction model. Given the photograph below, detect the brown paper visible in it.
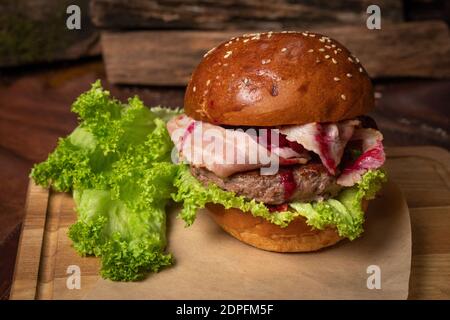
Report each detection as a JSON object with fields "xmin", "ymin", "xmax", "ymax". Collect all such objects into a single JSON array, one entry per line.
[{"xmin": 84, "ymin": 181, "xmax": 411, "ymax": 299}]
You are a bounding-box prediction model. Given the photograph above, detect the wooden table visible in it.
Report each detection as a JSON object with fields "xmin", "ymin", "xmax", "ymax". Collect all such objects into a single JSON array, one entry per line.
[
  {"xmin": 7, "ymin": 146, "xmax": 450, "ymax": 299},
  {"xmin": 1, "ymin": 60, "xmax": 450, "ymax": 299}
]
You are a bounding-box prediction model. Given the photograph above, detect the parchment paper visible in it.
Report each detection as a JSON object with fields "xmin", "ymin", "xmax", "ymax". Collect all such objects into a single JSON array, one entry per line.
[{"xmin": 84, "ymin": 181, "xmax": 411, "ymax": 299}]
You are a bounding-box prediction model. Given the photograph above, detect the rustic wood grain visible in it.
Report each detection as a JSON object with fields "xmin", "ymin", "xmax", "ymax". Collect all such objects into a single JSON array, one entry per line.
[
  {"xmin": 370, "ymin": 79, "xmax": 450, "ymax": 150},
  {"xmin": 9, "ymin": 183, "xmax": 49, "ymax": 300},
  {"xmin": 101, "ymin": 21, "xmax": 450, "ymax": 86},
  {"xmin": 90, "ymin": 0, "xmax": 403, "ymax": 30},
  {"xmin": 384, "ymin": 147, "xmax": 450, "ymax": 208},
  {"xmin": 9, "ymin": 146, "xmax": 450, "ymax": 300},
  {"xmin": 405, "ymin": 0, "xmax": 450, "ymax": 25}
]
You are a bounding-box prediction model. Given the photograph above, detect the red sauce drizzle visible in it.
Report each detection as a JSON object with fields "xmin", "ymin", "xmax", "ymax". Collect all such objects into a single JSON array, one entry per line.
[
  {"xmin": 268, "ymin": 203, "xmax": 289, "ymax": 212},
  {"xmin": 279, "ymin": 169, "xmax": 296, "ymax": 200},
  {"xmin": 342, "ymin": 142, "xmax": 384, "ymax": 175},
  {"xmin": 279, "ymin": 133, "xmax": 305, "ymax": 154},
  {"xmin": 315, "ymin": 124, "xmax": 336, "ymax": 173},
  {"xmin": 180, "ymin": 121, "xmax": 196, "ymax": 150},
  {"xmin": 258, "ymin": 130, "xmax": 305, "ymax": 155}
]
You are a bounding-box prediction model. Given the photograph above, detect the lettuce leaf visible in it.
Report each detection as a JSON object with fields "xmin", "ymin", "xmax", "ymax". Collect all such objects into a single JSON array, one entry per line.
[
  {"xmin": 30, "ymin": 81, "xmax": 181, "ymax": 281},
  {"xmin": 173, "ymin": 166, "xmax": 386, "ymax": 240}
]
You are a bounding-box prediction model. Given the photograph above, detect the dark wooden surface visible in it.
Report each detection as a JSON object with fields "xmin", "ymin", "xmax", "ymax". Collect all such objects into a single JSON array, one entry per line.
[
  {"xmin": 101, "ymin": 21, "xmax": 450, "ymax": 86},
  {"xmin": 90, "ymin": 0, "xmax": 403, "ymax": 30},
  {"xmin": 0, "ymin": 59, "xmax": 449, "ymax": 299}
]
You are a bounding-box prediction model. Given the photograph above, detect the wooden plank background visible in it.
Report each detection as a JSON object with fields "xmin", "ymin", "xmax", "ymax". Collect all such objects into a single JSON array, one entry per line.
[
  {"xmin": 90, "ymin": 0, "xmax": 404, "ymax": 30},
  {"xmin": 101, "ymin": 21, "xmax": 450, "ymax": 86}
]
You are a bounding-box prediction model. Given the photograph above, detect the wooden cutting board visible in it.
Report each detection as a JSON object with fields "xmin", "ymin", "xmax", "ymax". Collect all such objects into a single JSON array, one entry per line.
[{"xmin": 10, "ymin": 146, "xmax": 450, "ymax": 300}]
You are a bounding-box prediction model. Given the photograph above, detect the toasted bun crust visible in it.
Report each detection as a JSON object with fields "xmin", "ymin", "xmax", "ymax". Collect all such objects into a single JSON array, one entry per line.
[
  {"xmin": 206, "ymin": 200, "xmax": 369, "ymax": 252},
  {"xmin": 185, "ymin": 32, "xmax": 374, "ymax": 126}
]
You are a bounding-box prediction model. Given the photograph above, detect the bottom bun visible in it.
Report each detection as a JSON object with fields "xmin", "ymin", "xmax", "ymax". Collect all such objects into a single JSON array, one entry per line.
[{"xmin": 206, "ymin": 200, "xmax": 368, "ymax": 253}]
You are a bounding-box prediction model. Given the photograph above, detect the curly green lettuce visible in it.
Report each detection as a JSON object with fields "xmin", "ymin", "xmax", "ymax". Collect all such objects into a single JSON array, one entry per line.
[
  {"xmin": 173, "ymin": 166, "xmax": 386, "ymax": 240},
  {"xmin": 30, "ymin": 81, "xmax": 181, "ymax": 281}
]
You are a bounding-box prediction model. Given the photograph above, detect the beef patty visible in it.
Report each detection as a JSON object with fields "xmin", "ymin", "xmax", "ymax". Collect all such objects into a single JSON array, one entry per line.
[{"xmin": 190, "ymin": 163, "xmax": 342, "ymax": 205}]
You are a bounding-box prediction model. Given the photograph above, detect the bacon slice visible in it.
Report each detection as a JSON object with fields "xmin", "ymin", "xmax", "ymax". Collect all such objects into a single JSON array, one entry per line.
[
  {"xmin": 167, "ymin": 115, "xmax": 309, "ymax": 177},
  {"xmin": 337, "ymin": 128, "xmax": 386, "ymax": 186},
  {"xmin": 280, "ymin": 120, "xmax": 360, "ymax": 175},
  {"xmin": 167, "ymin": 115, "xmax": 384, "ymax": 183}
]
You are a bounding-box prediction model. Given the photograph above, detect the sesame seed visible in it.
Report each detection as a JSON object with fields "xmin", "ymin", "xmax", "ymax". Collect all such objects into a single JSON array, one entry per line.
[
  {"xmin": 203, "ymin": 47, "xmax": 216, "ymax": 57},
  {"xmin": 243, "ymin": 78, "xmax": 250, "ymax": 85},
  {"xmin": 261, "ymin": 59, "xmax": 271, "ymax": 65},
  {"xmin": 223, "ymin": 63, "xmax": 228, "ymax": 67},
  {"xmin": 224, "ymin": 43, "xmax": 229, "ymax": 47},
  {"xmin": 325, "ymin": 55, "xmax": 330, "ymax": 59},
  {"xmin": 341, "ymin": 94, "xmax": 346, "ymax": 100},
  {"xmin": 319, "ymin": 48, "xmax": 325, "ymax": 52},
  {"xmin": 355, "ymin": 57, "xmax": 360, "ymax": 63},
  {"xmin": 337, "ymin": 48, "xmax": 342, "ymax": 52},
  {"xmin": 325, "ymin": 45, "xmax": 331, "ymax": 49},
  {"xmin": 308, "ymin": 49, "xmax": 314, "ymax": 53},
  {"xmin": 348, "ymin": 57, "xmax": 354, "ymax": 63},
  {"xmin": 224, "ymin": 51, "xmax": 232, "ymax": 58},
  {"xmin": 334, "ymin": 50, "xmax": 338, "ymax": 54},
  {"xmin": 193, "ymin": 86, "xmax": 196, "ymax": 92},
  {"xmin": 267, "ymin": 31, "xmax": 273, "ymax": 38},
  {"xmin": 334, "ymin": 77, "xmax": 340, "ymax": 81},
  {"xmin": 281, "ymin": 47, "xmax": 287, "ymax": 52},
  {"xmin": 359, "ymin": 67, "xmax": 363, "ymax": 73},
  {"xmin": 332, "ymin": 58, "xmax": 337, "ymax": 64},
  {"xmin": 243, "ymin": 39, "xmax": 249, "ymax": 43},
  {"xmin": 302, "ymin": 32, "xmax": 308, "ymax": 36},
  {"xmin": 319, "ymin": 38, "xmax": 326, "ymax": 43},
  {"xmin": 346, "ymin": 73, "xmax": 352, "ymax": 78},
  {"xmin": 316, "ymin": 58, "xmax": 321, "ymax": 63},
  {"xmin": 331, "ymin": 44, "xmax": 336, "ymax": 48},
  {"xmin": 309, "ymin": 34, "xmax": 316, "ymax": 37},
  {"xmin": 326, "ymin": 39, "xmax": 331, "ymax": 43},
  {"xmin": 206, "ymin": 80, "xmax": 211, "ymax": 86}
]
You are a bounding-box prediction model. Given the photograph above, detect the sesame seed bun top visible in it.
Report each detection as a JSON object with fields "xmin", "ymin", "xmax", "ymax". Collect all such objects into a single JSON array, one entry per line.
[{"xmin": 184, "ymin": 31, "xmax": 374, "ymax": 126}]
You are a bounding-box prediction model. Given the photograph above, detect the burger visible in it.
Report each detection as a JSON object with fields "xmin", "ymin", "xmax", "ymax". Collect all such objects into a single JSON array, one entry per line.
[{"xmin": 168, "ymin": 31, "xmax": 387, "ymax": 252}]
